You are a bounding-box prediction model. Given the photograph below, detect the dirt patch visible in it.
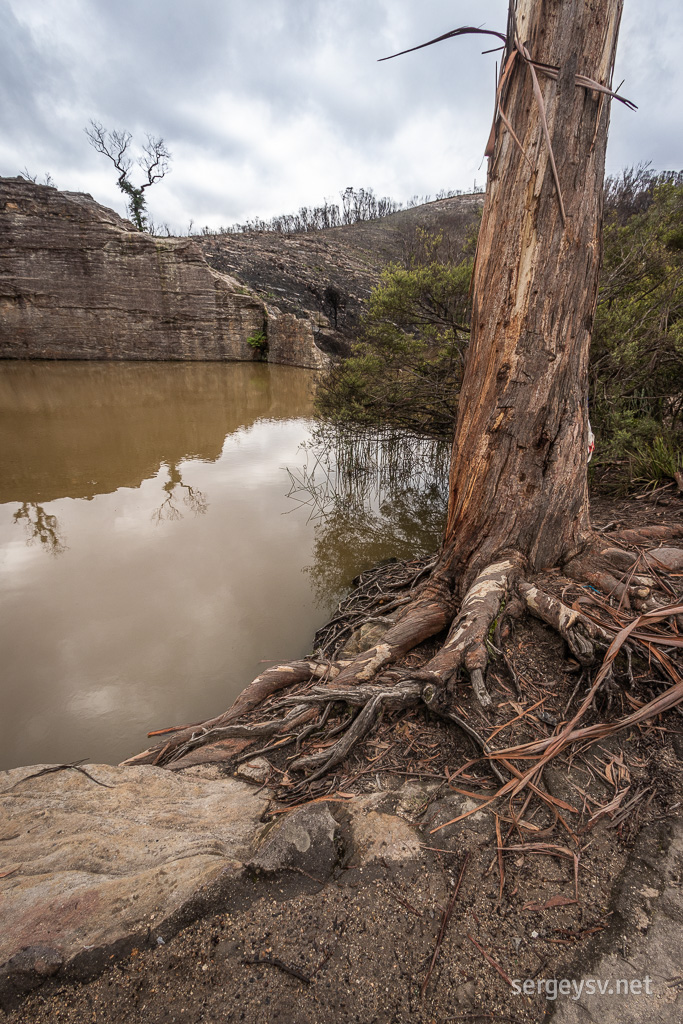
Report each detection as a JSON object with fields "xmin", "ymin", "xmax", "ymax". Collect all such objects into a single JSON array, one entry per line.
[{"xmin": 5, "ymin": 795, "xmax": 680, "ymax": 1024}]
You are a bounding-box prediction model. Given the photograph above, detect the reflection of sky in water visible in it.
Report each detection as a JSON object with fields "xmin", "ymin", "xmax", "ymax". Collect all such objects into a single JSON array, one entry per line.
[
  {"xmin": 0, "ymin": 420, "xmax": 326, "ymax": 769},
  {"xmin": 0, "ymin": 363, "xmax": 446, "ymax": 770}
]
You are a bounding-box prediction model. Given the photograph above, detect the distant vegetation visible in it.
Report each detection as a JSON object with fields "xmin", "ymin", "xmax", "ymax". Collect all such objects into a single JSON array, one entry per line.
[
  {"xmin": 316, "ymin": 166, "xmax": 683, "ymax": 492},
  {"xmin": 187, "ymin": 184, "xmax": 484, "ymax": 237}
]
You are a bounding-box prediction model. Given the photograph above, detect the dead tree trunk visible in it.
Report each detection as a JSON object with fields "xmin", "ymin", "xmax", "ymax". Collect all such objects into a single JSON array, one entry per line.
[{"xmin": 440, "ymin": 0, "xmax": 623, "ymax": 589}]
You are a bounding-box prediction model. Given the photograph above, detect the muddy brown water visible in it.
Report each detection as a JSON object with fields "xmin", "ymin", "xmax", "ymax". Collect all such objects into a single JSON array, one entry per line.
[{"xmin": 0, "ymin": 361, "xmax": 447, "ymax": 770}]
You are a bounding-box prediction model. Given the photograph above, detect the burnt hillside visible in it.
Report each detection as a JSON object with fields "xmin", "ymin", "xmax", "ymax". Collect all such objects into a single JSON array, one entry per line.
[{"xmin": 195, "ymin": 194, "xmax": 483, "ymax": 357}]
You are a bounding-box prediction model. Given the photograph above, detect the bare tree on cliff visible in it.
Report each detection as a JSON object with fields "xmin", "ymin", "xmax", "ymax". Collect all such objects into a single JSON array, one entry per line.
[
  {"xmin": 125, "ymin": 1, "xmax": 683, "ymax": 790},
  {"xmin": 85, "ymin": 121, "xmax": 171, "ymax": 232}
]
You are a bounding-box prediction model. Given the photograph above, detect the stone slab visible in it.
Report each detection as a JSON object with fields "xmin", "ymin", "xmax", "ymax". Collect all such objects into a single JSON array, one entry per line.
[{"xmin": 0, "ymin": 763, "xmax": 269, "ymax": 999}]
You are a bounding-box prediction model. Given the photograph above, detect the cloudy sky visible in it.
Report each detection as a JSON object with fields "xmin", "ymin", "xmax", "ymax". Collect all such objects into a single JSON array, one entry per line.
[{"xmin": 2, "ymin": 0, "xmax": 682, "ymax": 233}]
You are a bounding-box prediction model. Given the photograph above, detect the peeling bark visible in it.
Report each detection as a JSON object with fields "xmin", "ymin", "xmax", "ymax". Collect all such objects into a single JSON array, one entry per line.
[
  {"xmin": 330, "ymin": 576, "xmax": 457, "ymax": 688},
  {"xmin": 426, "ymin": 556, "xmax": 524, "ymax": 686},
  {"xmin": 437, "ymin": 0, "xmax": 623, "ymax": 588},
  {"xmin": 518, "ymin": 579, "xmax": 611, "ymax": 664}
]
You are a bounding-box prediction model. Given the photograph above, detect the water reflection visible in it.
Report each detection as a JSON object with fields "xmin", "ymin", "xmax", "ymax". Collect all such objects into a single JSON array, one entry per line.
[
  {"xmin": 288, "ymin": 425, "xmax": 449, "ymax": 602},
  {"xmin": 0, "ymin": 362, "xmax": 447, "ymax": 771},
  {"xmin": 0, "ymin": 361, "xmax": 322, "ymax": 770},
  {"xmin": 0, "ymin": 360, "xmax": 314, "ymax": 505},
  {"xmin": 152, "ymin": 463, "xmax": 209, "ymax": 523},
  {"xmin": 13, "ymin": 502, "xmax": 67, "ymax": 555}
]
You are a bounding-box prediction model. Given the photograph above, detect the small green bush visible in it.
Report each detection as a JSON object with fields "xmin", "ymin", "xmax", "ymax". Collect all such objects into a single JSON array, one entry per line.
[
  {"xmin": 629, "ymin": 434, "xmax": 682, "ymax": 489},
  {"xmin": 247, "ymin": 330, "xmax": 268, "ymax": 357}
]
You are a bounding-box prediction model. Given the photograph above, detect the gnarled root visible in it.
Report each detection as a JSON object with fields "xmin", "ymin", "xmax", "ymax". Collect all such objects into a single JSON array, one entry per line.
[
  {"xmin": 607, "ymin": 525, "xmax": 683, "ymax": 547},
  {"xmin": 120, "ymin": 574, "xmax": 457, "ymax": 770},
  {"xmin": 565, "ymin": 529, "xmax": 683, "ymax": 612},
  {"xmin": 285, "ymin": 682, "xmax": 422, "ymax": 780},
  {"xmin": 120, "ymin": 660, "xmax": 339, "ymax": 767},
  {"xmin": 123, "ymin": 536, "xmax": 683, "ymax": 788},
  {"xmin": 518, "ymin": 580, "xmax": 612, "ymax": 664},
  {"xmin": 330, "ymin": 574, "xmax": 456, "ymax": 687},
  {"xmin": 422, "ymin": 555, "xmax": 525, "ymax": 705}
]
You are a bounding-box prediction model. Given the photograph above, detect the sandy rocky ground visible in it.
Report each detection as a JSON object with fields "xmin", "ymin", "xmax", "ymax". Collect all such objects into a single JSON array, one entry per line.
[{"xmin": 2, "ymin": 494, "xmax": 682, "ymax": 1024}]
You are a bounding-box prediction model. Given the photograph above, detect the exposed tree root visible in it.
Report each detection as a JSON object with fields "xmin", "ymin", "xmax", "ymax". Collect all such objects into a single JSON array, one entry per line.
[
  {"xmin": 565, "ymin": 526, "xmax": 683, "ymax": 612},
  {"xmin": 162, "ymin": 705, "xmax": 320, "ymax": 768},
  {"xmin": 285, "ymin": 683, "xmax": 422, "ymax": 780},
  {"xmin": 123, "ymin": 530, "xmax": 683, "ymax": 811},
  {"xmin": 121, "ymin": 660, "xmax": 340, "ymax": 767},
  {"xmin": 607, "ymin": 525, "xmax": 683, "ymax": 546},
  {"xmin": 518, "ymin": 580, "xmax": 612, "ymax": 664},
  {"xmin": 423, "ymin": 556, "xmax": 525, "ymax": 701},
  {"xmin": 329, "ymin": 573, "xmax": 456, "ymax": 687},
  {"xmin": 312, "ymin": 557, "xmax": 437, "ymax": 660}
]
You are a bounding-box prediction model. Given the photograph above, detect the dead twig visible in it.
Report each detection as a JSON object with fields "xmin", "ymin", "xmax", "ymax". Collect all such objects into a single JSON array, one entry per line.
[
  {"xmin": 466, "ymin": 933, "xmax": 514, "ymax": 988},
  {"xmin": 241, "ymin": 954, "xmax": 311, "ymax": 984},
  {"xmin": 421, "ymin": 850, "xmax": 471, "ymax": 997},
  {"xmin": 6, "ymin": 761, "xmax": 114, "ymax": 790}
]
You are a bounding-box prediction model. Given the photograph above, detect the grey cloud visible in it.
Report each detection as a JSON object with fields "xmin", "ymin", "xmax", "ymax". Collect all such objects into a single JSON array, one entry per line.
[{"xmin": 1, "ymin": 0, "xmax": 680, "ymax": 232}]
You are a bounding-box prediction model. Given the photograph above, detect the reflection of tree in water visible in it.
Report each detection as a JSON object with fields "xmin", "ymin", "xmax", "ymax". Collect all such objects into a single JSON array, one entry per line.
[
  {"xmin": 13, "ymin": 502, "xmax": 67, "ymax": 555},
  {"xmin": 152, "ymin": 462, "xmax": 208, "ymax": 523},
  {"xmin": 286, "ymin": 425, "xmax": 450, "ymax": 604}
]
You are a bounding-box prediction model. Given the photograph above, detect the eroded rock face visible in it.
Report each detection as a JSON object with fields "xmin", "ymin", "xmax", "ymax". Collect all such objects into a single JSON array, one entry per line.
[
  {"xmin": 0, "ymin": 178, "xmax": 329, "ymax": 369},
  {"xmin": 0, "ymin": 763, "xmax": 270, "ymax": 1002},
  {"xmin": 197, "ymin": 192, "xmax": 484, "ymax": 353}
]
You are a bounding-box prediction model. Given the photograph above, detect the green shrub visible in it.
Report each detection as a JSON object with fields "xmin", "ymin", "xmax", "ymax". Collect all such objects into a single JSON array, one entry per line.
[
  {"xmin": 247, "ymin": 330, "xmax": 268, "ymax": 357},
  {"xmin": 629, "ymin": 434, "xmax": 683, "ymax": 489},
  {"xmin": 589, "ymin": 168, "xmax": 683, "ymax": 489},
  {"xmin": 316, "ymin": 243, "xmax": 473, "ymax": 437},
  {"xmin": 316, "ymin": 170, "xmax": 683, "ymax": 492}
]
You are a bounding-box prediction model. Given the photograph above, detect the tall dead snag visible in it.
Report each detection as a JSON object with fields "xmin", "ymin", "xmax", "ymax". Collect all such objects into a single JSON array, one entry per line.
[{"xmin": 125, "ymin": 2, "xmax": 682, "ymax": 779}]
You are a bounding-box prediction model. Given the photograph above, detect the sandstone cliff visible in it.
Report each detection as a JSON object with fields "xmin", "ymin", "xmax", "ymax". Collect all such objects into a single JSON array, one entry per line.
[
  {"xmin": 0, "ymin": 177, "xmax": 482, "ymax": 367},
  {"xmin": 0, "ymin": 178, "xmax": 329, "ymax": 369}
]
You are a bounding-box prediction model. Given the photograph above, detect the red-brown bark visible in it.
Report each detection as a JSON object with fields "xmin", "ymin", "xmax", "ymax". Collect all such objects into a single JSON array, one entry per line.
[{"xmin": 439, "ymin": 0, "xmax": 624, "ymax": 589}]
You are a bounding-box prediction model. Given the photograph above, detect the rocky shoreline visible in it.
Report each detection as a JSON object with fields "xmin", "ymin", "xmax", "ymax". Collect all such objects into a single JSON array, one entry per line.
[
  {"xmin": 0, "ymin": 179, "xmax": 482, "ymax": 370},
  {"xmin": 2, "ymin": 750, "xmax": 681, "ymax": 1022},
  {"xmin": 3, "ymin": 494, "xmax": 682, "ymax": 1021},
  {"xmin": 0, "ymin": 178, "xmax": 328, "ymax": 369}
]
